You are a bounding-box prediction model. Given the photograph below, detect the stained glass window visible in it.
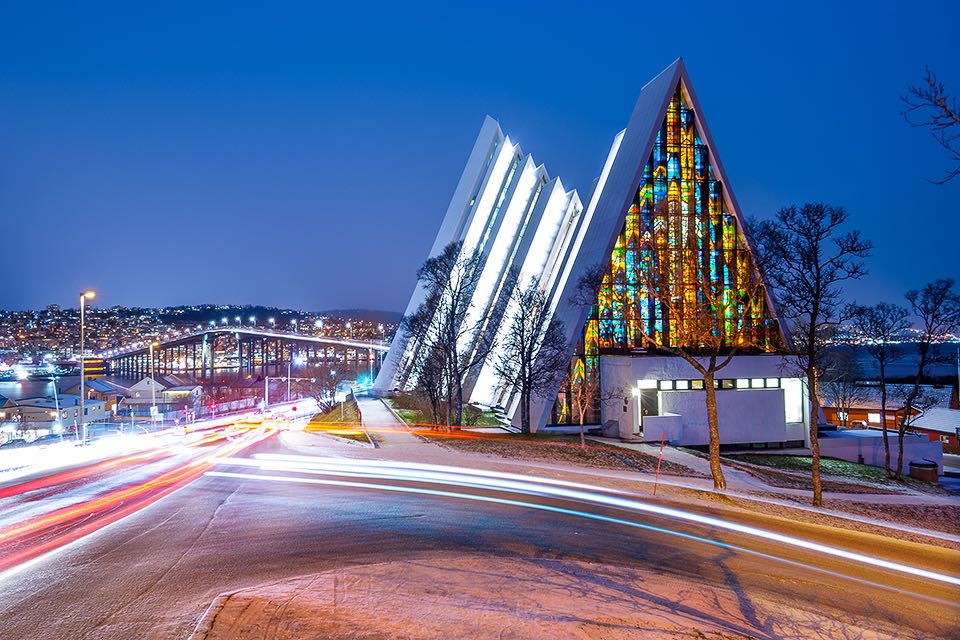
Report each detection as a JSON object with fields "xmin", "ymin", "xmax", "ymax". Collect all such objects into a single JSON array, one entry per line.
[{"xmin": 550, "ymin": 83, "xmax": 782, "ymax": 426}]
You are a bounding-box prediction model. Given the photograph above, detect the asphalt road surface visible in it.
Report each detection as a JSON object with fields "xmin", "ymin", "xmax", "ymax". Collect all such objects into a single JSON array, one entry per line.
[{"xmin": 0, "ymin": 428, "xmax": 957, "ymax": 640}]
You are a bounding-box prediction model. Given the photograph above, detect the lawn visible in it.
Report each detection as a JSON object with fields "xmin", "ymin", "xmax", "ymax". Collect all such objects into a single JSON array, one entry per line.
[
  {"xmin": 723, "ymin": 453, "xmax": 949, "ymax": 494},
  {"xmin": 305, "ymin": 396, "xmax": 372, "ymax": 445},
  {"xmin": 385, "ymin": 394, "xmax": 504, "ymax": 428}
]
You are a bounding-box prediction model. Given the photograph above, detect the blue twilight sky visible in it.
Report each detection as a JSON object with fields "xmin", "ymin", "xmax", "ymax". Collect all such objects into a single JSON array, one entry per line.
[{"xmin": 1, "ymin": 1, "xmax": 958, "ymax": 313}]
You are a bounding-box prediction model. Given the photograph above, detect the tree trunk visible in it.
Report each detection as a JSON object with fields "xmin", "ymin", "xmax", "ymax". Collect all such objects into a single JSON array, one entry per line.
[
  {"xmin": 879, "ymin": 363, "xmax": 891, "ymax": 478},
  {"xmin": 520, "ymin": 387, "xmax": 530, "ymax": 434},
  {"xmin": 455, "ymin": 380, "xmax": 463, "ymax": 428},
  {"xmin": 808, "ymin": 368, "xmax": 823, "ymax": 507},
  {"xmin": 578, "ymin": 407, "xmax": 586, "ymax": 449},
  {"xmin": 704, "ymin": 372, "xmax": 726, "ymax": 491},
  {"xmin": 896, "ymin": 423, "xmax": 906, "ymax": 480}
]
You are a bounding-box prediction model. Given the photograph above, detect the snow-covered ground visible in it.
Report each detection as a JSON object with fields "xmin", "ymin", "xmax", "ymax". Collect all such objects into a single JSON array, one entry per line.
[{"xmin": 194, "ymin": 555, "xmax": 910, "ymax": 640}]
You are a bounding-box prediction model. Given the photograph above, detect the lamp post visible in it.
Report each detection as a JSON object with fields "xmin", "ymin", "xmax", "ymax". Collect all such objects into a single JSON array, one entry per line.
[
  {"xmin": 346, "ymin": 321, "xmax": 352, "ymax": 339},
  {"xmin": 149, "ymin": 341, "xmax": 160, "ymax": 427},
  {"xmin": 79, "ymin": 289, "xmax": 95, "ymax": 444},
  {"xmin": 288, "ymin": 353, "xmax": 306, "ymax": 401}
]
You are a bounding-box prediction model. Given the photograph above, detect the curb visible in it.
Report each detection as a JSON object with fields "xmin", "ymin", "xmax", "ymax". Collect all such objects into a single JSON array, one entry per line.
[{"xmin": 187, "ymin": 593, "xmax": 231, "ymax": 640}]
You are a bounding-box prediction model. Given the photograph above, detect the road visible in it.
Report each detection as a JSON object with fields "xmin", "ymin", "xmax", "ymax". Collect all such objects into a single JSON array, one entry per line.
[{"xmin": 0, "ymin": 416, "xmax": 957, "ymax": 639}]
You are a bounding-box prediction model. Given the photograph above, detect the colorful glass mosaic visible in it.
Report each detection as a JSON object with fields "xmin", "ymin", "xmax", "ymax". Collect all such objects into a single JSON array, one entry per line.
[{"xmin": 550, "ymin": 83, "xmax": 782, "ymax": 426}]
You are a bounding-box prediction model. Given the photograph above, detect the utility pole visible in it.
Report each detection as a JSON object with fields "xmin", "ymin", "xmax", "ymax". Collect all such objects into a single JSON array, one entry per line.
[
  {"xmin": 150, "ymin": 342, "xmax": 160, "ymax": 429},
  {"xmin": 79, "ymin": 290, "xmax": 95, "ymax": 444}
]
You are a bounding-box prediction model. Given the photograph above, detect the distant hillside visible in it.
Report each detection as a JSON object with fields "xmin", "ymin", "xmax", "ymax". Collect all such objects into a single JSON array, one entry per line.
[
  {"xmin": 318, "ymin": 308, "xmax": 403, "ymax": 323},
  {"xmin": 146, "ymin": 304, "xmax": 402, "ymax": 326}
]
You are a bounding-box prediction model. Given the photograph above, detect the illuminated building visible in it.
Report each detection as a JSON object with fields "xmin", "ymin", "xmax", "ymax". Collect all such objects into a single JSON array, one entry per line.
[{"xmin": 379, "ymin": 59, "xmax": 810, "ymax": 447}]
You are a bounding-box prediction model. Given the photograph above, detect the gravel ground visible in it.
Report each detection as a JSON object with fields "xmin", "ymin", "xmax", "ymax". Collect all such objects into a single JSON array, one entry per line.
[
  {"xmin": 721, "ymin": 459, "xmax": 903, "ymax": 494},
  {"xmin": 837, "ymin": 502, "xmax": 960, "ymax": 538},
  {"xmin": 723, "ymin": 454, "xmax": 952, "ymax": 496},
  {"xmin": 419, "ymin": 431, "xmax": 708, "ymax": 477}
]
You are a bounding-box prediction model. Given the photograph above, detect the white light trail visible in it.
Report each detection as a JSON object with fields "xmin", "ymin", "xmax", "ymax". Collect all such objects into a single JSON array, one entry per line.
[{"xmin": 210, "ymin": 456, "xmax": 960, "ymax": 588}]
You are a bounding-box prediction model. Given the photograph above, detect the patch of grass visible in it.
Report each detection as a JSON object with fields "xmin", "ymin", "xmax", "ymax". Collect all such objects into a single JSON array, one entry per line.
[
  {"xmin": 724, "ymin": 454, "xmax": 949, "ymax": 494},
  {"xmin": 420, "ymin": 430, "xmax": 705, "ymax": 477},
  {"xmin": 385, "ymin": 394, "xmax": 504, "ymax": 428},
  {"xmin": 385, "ymin": 395, "xmax": 430, "ymax": 425},
  {"xmin": 305, "ymin": 396, "xmax": 372, "ymax": 445}
]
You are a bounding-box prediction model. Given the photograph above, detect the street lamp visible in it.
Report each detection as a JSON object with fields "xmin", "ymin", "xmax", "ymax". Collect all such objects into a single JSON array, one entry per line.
[
  {"xmin": 222, "ymin": 317, "xmax": 228, "ymax": 325},
  {"xmin": 288, "ymin": 353, "xmax": 307, "ymax": 401},
  {"xmin": 149, "ymin": 341, "xmax": 160, "ymax": 427},
  {"xmin": 346, "ymin": 321, "xmax": 352, "ymax": 339},
  {"xmin": 268, "ymin": 317, "xmax": 275, "ymax": 328},
  {"xmin": 235, "ymin": 315, "xmax": 241, "ymax": 325},
  {"xmin": 314, "ymin": 319, "xmax": 323, "ymax": 334},
  {"xmin": 79, "ymin": 289, "xmax": 95, "ymax": 444},
  {"xmin": 249, "ymin": 315, "xmax": 256, "ymax": 327},
  {"xmin": 290, "ymin": 319, "xmax": 297, "ymax": 331}
]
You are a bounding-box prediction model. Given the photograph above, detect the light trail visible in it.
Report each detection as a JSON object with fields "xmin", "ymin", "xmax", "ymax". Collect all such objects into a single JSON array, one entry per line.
[
  {"xmin": 210, "ymin": 456, "xmax": 960, "ymax": 588},
  {"xmin": 205, "ymin": 469, "xmax": 960, "ymax": 607},
  {"xmin": 0, "ymin": 425, "xmax": 276, "ymax": 573}
]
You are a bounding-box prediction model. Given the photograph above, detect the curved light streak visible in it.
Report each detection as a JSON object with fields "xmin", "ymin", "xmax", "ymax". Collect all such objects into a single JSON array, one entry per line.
[{"xmin": 212, "ymin": 456, "xmax": 960, "ymax": 588}]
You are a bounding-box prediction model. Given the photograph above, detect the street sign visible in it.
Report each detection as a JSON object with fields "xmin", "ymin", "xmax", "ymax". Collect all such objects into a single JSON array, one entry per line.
[{"xmin": 149, "ymin": 406, "xmax": 158, "ymax": 417}]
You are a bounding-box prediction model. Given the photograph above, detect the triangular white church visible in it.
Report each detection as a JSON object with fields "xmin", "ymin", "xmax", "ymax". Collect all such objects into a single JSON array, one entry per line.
[{"xmin": 376, "ymin": 59, "xmax": 810, "ymax": 448}]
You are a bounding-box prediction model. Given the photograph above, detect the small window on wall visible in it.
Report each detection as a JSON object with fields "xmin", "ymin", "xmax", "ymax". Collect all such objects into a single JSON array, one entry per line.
[
  {"xmin": 736, "ymin": 379, "xmax": 750, "ymax": 389},
  {"xmin": 675, "ymin": 380, "xmax": 690, "ymax": 390},
  {"xmin": 721, "ymin": 379, "xmax": 735, "ymax": 390},
  {"xmin": 659, "ymin": 380, "xmax": 674, "ymax": 391},
  {"xmin": 766, "ymin": 378, "xmax": 780, "ymax": 388},
  {"xmin": 691, "ymin": 380, "xmax": 704, "ymax": 390},
  {"xmin": 751, "ymin": 378, "xmax": 765, "ymax": 388},
  {"xmin": 867, "ymin": 412, "xmax": 881, "ymax": 424}
]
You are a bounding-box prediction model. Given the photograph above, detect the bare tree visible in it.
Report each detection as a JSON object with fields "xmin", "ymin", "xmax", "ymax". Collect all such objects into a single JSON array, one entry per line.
[
  {"xmin": 902, "ymin": 67, "xmax": 960, "ymax": 184},
  {"xmin": 819, "ymin": 348, "xmax": 869, "ymax": 428},
  {"xmin": 291, "ymin": 365, "xmax": 339, "ymax": 414},
  {"xmin": 896, "ymin": 279, "xmax": 960, "ymax": 478},
  {"xmin": 848, "ymin": 302, "xmax": 910, "ymax": 477},
  {"xmin": 416, "ymin": 344, "xmax": 448, "ymax": 425},
  {"xmin": 566, "ymin": 265, "xmax": 608, "ymax": 448},
  {"xmin": 753, "ymin": 203, "xmax": 872, "ymax": 506},
  {"xmin": 403, "ymin": 241, "xmax": 493, "ymax": 426},
  {"xmin": 493, "ymin": 275, "xmax": 569, "ymax": 434},
  {"xmin": 400, "ymin": 302, "xmax": 446, "ymax": 425}
]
